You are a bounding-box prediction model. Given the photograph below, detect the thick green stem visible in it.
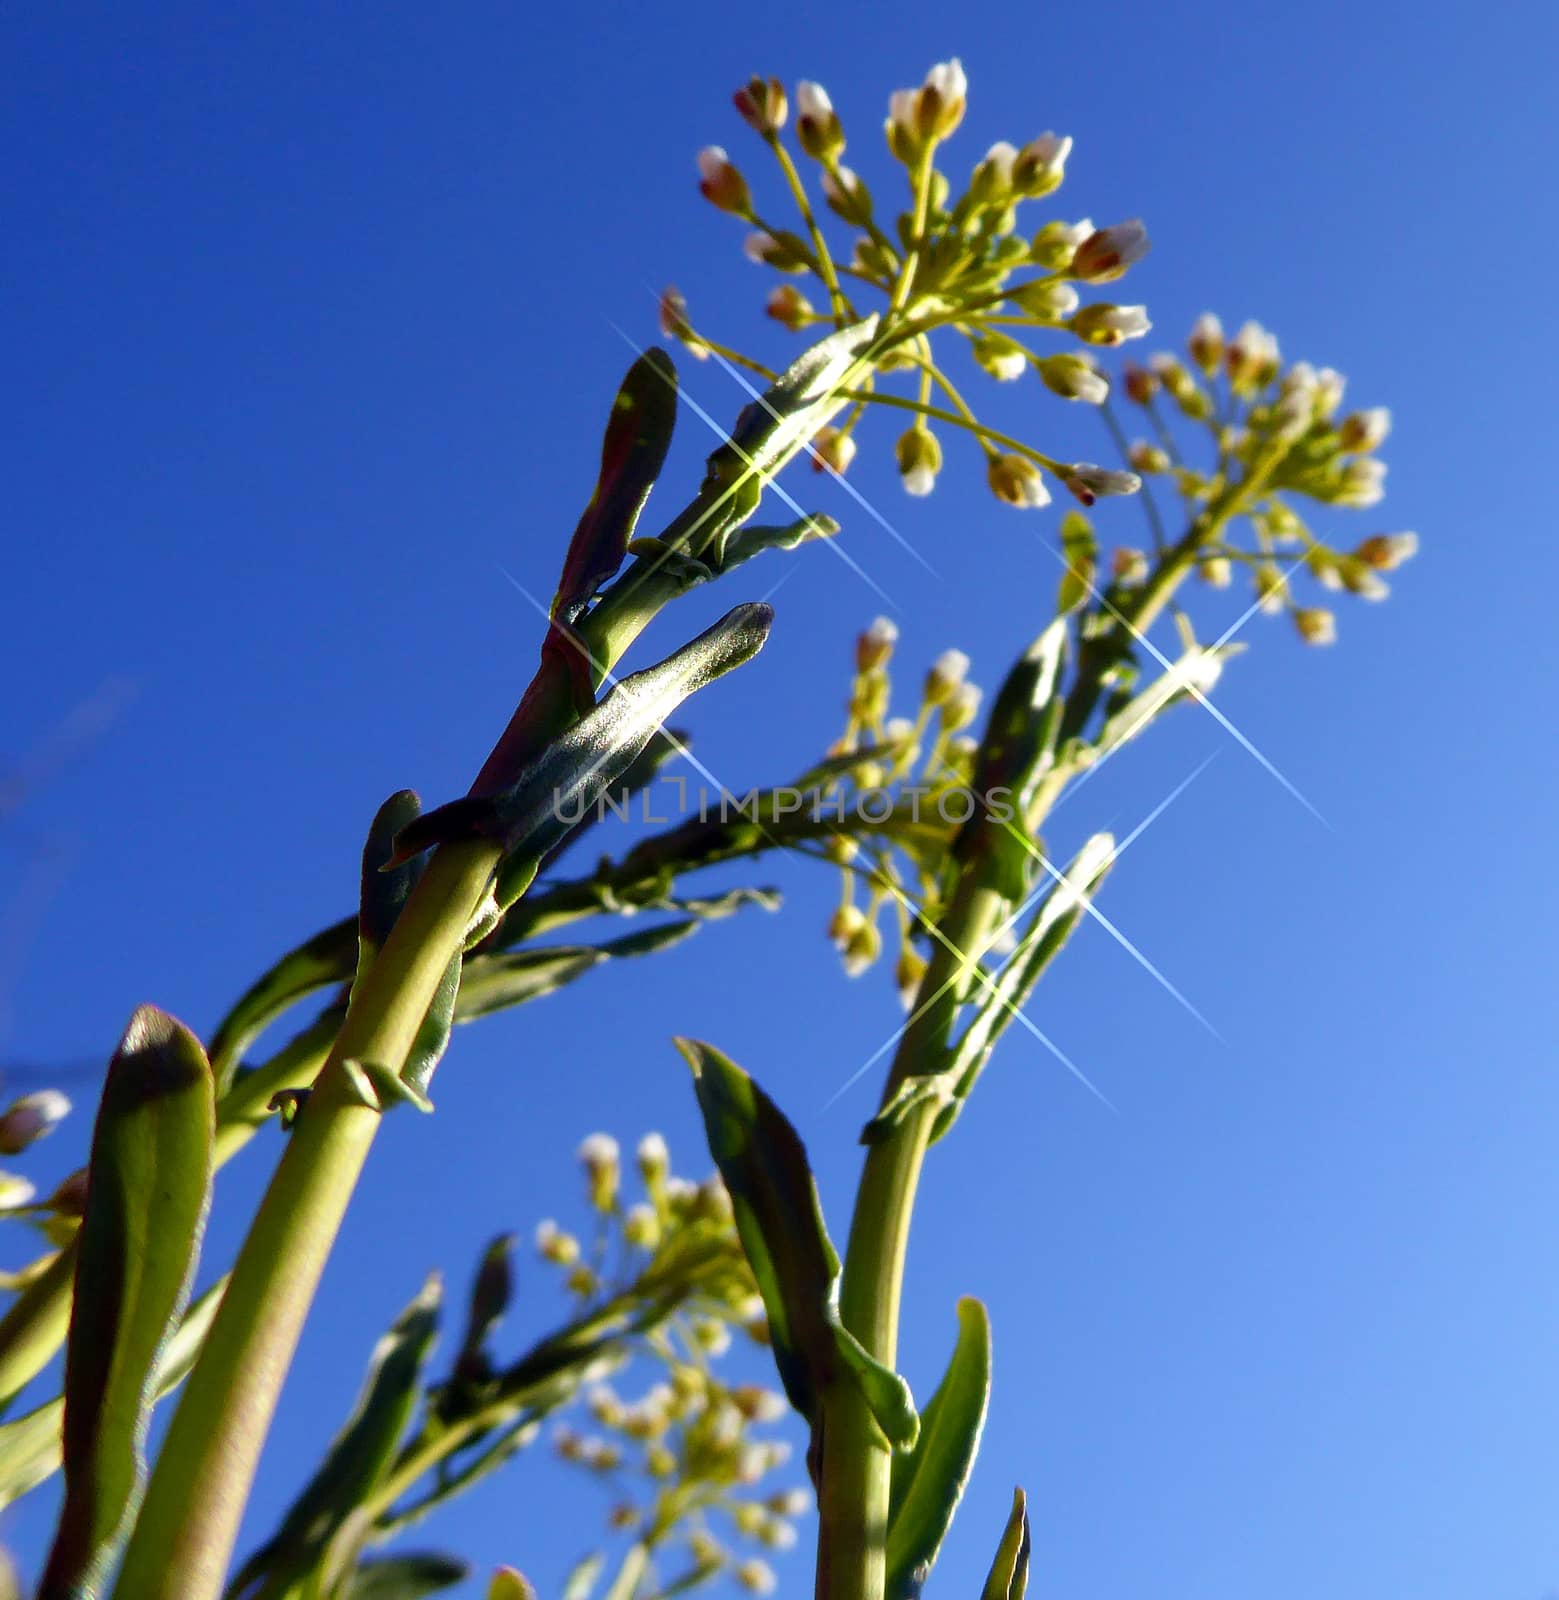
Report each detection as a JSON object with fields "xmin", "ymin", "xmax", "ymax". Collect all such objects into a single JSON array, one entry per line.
[
  {"xmin": 817, "ymin": 880, "xmax": 1005, "ymax": 1600},
  {"xmin": 113, "ymin": 840, "xmax": 498, "ymax": 1600}
]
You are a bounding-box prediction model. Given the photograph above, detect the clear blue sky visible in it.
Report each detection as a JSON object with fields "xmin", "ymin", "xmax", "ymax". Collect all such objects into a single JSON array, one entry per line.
[{"xmin": 4, "ymin": 3, "xmax": 1558, "ymax": 1596}]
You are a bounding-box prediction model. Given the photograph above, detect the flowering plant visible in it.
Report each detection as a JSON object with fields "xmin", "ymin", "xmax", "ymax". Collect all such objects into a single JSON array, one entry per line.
[{"xmin": 0, "ymin": 59, "xmax": 1411, "ymax": 1600}]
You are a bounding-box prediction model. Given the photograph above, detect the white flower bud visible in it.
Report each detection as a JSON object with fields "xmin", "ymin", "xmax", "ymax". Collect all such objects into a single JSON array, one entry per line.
[
  {"xmin": 736, "ymin": 1560, "xmax": 778, "ymax": 1595},
  {"xmin": 1355, "ymin": 531, "xmax": 1417, "ymax": 570},
  {"xmin": 1069, "ymin": 219, "xmax": 1150, "ymax": 283},
  {"xmin": 1335, "ymin": 457, "xmax": 1387, "ymax": 508},
  {"xmin": 925, "ymin": 649, "xmax": 971, "ymax": 704},
  {"xmin": 1036, "ymin": 353, "xmax": 1108, "ymax": 403},
  {"xmin": 0, "ymin": 1172, "xmax": 36, "ymax": 1211},
  {"xmin": 796, "ymin": 81, "xmax": 844, "ymax": 159},
  {"xmin": 973, "ymin": 334, "xmax": 1028, "ymax": 381},
  {"xmin": 1012, "ymin": 131, "xmax": 1072, "ymax": 196},
  {"xmin": 1293, "ymin": 607, "xmax": 1337, "ymax": 645},
  {"xmin": 1188, "ymin": 312, "xmax": 1224, "ymax": 375},
  {"xmin": 697, "ymin": 147, "xmax": 751, "ymax": 215},
  {"xmin": 1338, "ymin": 407, "xmax": 1391, "ymax": 452},
  {"xmin": 987, "ymin": 453, "xmax": 1051, "ymax": 508},
  {"xmin": 1069, "ymin": 304, "xmax": 1151, "ymax": 346},
  {"xmin": 1063, "ymin": 463, "xmax": 1142, "ymax": 505},
  {"xmin": 855, "ymin": 615, "xmax": 898, "ymax": 672},
  {"xmin": 820, "ymin": 163, "xmax": 870, "ymax": 223},
  {"xmin": 895, "ymin": 426, "xmax": 942, "ymax": 496},
  {"xmin": 0, "ymin": 1091, "xmax": 70, "ymax": 1156},
  {"xmin": 811, "ymin": 425, "xmax": 857, "ymax": 475},
  {"xmin": 637, "ymin": 1132, "xmax": 669, "ymax": 1179}
]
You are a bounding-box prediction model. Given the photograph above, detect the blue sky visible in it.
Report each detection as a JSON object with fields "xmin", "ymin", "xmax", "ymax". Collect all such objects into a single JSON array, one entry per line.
[{"xmin": 4, "ymin": 2, "xmax": 1558, "ymax": 1596}]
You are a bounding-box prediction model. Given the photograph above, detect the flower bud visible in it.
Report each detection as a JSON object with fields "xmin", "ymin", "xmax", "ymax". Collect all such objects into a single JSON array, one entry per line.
[
  {"xmin": 1029, "ymin": 217, "xmax": 1092, "ymax": 270},
  {"xmin": 1198, "ymin": 555, "xmax": 1232, "ymax": 588},
  {"xmin": 1128, "ymin": 440, "xmax": 1170, "ymax": 474},
  {"xmin": 637, "ymin": 1131, "xmax": 669, "ymax": 1183},
  {"xmin": 765, "ymin": 283, "xmax": 814, "ymax": 331},
  {"xmin": 968, "ymin": 141, "xmax": 1017, "ymax": 208},
  {"xmin": 489, "ymin": 1566, "xmax": 537, "ymax": 1600},
  {"xmin": 1011, "ymin": 131, "xmax": 1072, "ymax": 197},
  {"xmin": 697, "ymin": 147, "xmax": 752, "ymax": 215},
  {"xmin": 733, "ymin": 77, "xmax": 787, "ymax": 137},
  {"xmin": 842, "ymin": 918, "xmax": 881, "ymax": 977},
  {"xmin": 0, "ymin": 1091, "xmax": 69, "ymax": 1156},
  {"xmin": 972, "ymin": 334, "xmax": 1029, "ymax": 382},
  {"xmin": 940, "ymin": 681, "xmax": 982, "ymax": 734},
  {"xmin": 796, "ymin": 81, "xmax": 845, "ymax": 159},
  {"xmin": 0, "ymin": 1171, "xmax": 36, "ymax": 1211},
  {"xmin": 1069, "ymin": 304, "xmax": 1151, "ymax": 346},
  {"xmin": 987, "ymin": 453, "xmax": 1051, "ymax": 508},
  {"xmin": 736, "ymin": 1559, "xmax": 778, "ymax": 1595},
  {"xmin": 1334, "ymin": 457, "xmax": 1387, "ymax": 507},
  {"xmin": 1338, "ymin": 407, "xmax": 1391, "ymax": 452},
  {"xmin": 693, "ymin": 1315, "xmax": 733, "ymax": 1355},
  {"xmin": 1069, "ymin": 220, "xmax": 1149, "ymax": 283},
  {"xmin": 1255, "ymin": 564, "xmax": 1288, "ymax": 614},
  {"xmin": 535, "ymin": 1219, "xmax": 580, "ymax": 1265},
  {"xmin": 855, "ymin": 615, "xmax": 898, "ymax": 672},
  {"xmin": 1006, "ymin": 279, "xmax": 1078, "ymax": 321},
  {"xmin": 1148, "ymin": 353, "xmax": 1213, "ymax": 418},
  {"xmin": 1225, "ymin": 320, "xmax": 1279, "ymax": 392},
  {"xmin": 811, "ymin": 425, "xmax": 857, "ymax": 475},
  {"xmin": 1036, "ymin": 352, "xmax": 1108, "ymax": 403},
  {"xmin": 1121, "ymin": 362, "xmax": 1157, "ymax": 404},
  {"xmin": 768, "ymin": 1489, "xmax": 812, "ymax": 1517},
  {"xmin": 759, "ymin": 1519, "xmax": 799, "ymax": 1550},
  {"xmin": 895, "ymin": 427, "xmax": 942, "ymax": 496},
  {"xmin": 657, "ymin": 285, "xmax": 708, "ymax": 360},
  {"xmin": 1112, "ymin": 547, "xmax": 1149, "ymax": 585},
  {"xmin": 1338, "ymin": 559, "xmax": 1390, "ymax": 600},
  {"xmin": 827, "ymin": 903, "xmax": 867, "ymax": 947},
  {"xmin": 742, "ymin": 230, "xmax": 809, "ymax": 271},
  {"xmin": 820, "ymin": 163, "xmax": 871, "ymax": 224},
  {"xmin": 1292, "ymin": 607, "xmax": 1337, "ymax": 646},
  {"xmin": 733, "ymin": 1384, "xmax": 788, "ymax": 1422},
  {"xmin": 915, "ymin": 58, "xmax": 968, "ymax": 140},
  {"xmin": 1314, "ymin": 367, "xmax": 1347, "ymax": 418},
  {"xmin": 624, "ymin": 1203, "xmax": 660, "ymax": 1249},
  {"xmin": 578, "ymin": 1132, "xmax": 620, "ymax": 1211},
  {"xmin": 924, "ymin": 649, "xmax": 970, "ymax": 706},
  {"xmin": 1062, "ymin": 463, "xmax": 1141, "ymax": 505},
  {"xmin": 47, "ymin": 1167, "xmax": 89, "ymax": 1216},
  {"xmin": 1187, "ymin": 312, "xmax": 1224, "ymax": 376},
  {"xmin": 1354, "ymin": 531, "xmax": 1418, "ymax": 570}
]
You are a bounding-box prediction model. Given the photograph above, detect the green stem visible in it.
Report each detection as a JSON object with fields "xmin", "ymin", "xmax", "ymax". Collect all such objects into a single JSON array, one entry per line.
[{"xmin": 113, "ymin": 839, "xmax": 499, "ymax": 1600}]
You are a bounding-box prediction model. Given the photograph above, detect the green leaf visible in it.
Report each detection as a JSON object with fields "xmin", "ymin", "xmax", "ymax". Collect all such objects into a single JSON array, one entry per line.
[
  {"xmin": 885, "ymin": 1299, "xmax": 992, "ymax": 1600},
  {"xmin": 0, "ymin": 1278, "xmax": 224, "ymax": 1514},
  {"xmin": 677, "ymin": 1037, "xmax": 917, "ymax": 1475},
  {"xmin": 1055, "ymin": 510, "xmax": 1096, "ymax": 615},
  {"xmin": 954, "ymin": 620, "xmax": 1069, "ymax": 900},
  {"xmin": 546, "ymin": 349, "xmax": 679, "ymax": 711},
  {"xmin": 355, "ymin": 791, "xmax": 462, "ymax": 1105},
  {"xmin": 341, "ymin": 1554, "xmax": 469, "ymax": 1599},
  {"xmin": 391, "ymin": 603, "xmax": 774, "ymax": 869},
  {"xmin": 435, "ymin": 1234, "xmax": 514, "ymax": 1415},
  {"xmin": 226, "ymin": 1276, "xmax": 442, "ymax": 1600},
  {"xmin": 40, "ymin": 1005, "xmax": 215, "ymax": 1599},
  {"xmin": 1092, "ymin": 642, "xmax": 1244, "ymax": 758},
  {"xmin": 207, "ymin": 919, "xmax": 356, "ymax": 1091},
  {"xmin": 653, "ymin": 318, "xmax": 877, "ymax": 568},
  {"xmin": 980, "ymin": 1489, "xmax": 1031, "ymax": 1600},
  {"xmin": 935, "ymin": 834, "xmax": 1114, "ymax": 1143},
  {"xmin": 562, "ymin": 1553, "xmax": 604, "ymax": 1600},
  {"xmin": 454, "ymin": 947, "xmax": 605, "ymax": 1021},
  {"xmin": 716, "ymin": 514, "xmax": 840, "ymax": 573}
]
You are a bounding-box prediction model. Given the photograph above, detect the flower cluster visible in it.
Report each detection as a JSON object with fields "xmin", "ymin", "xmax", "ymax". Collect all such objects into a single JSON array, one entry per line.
[
  {"xmin": 540, "ymin": 1135, "xmax": 806, "ymax": 1594},
  {"xmin": 814, "ymin": 619, "xmax": 996, "ymax": 1003},
  {"xmin": 667, "ymin": 63, "xmax": 1153, "ymax": 510},
  {"xmin": 1114, "ymin": 313, "xmax": 1417, "ymax": 645}
]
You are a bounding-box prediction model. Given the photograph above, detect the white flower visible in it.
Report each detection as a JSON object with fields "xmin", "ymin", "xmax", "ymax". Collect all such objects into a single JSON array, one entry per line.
[
  {"xmin": 1064, "ymin": 463, "xmax": 1142, "ymax": 505},
  {"xmin": 925, "ymin": 58, "xmax": 967, "ymax": 102},
  {"xmin": 1336, "ymin": 457, "xmax": 1387, "ymax": 507},
  {"xmin": 1188, "ymin": 312, "xmax": 1224, "ymax": 373},
  {"xmin": 0, "ymin": 1090, "xmax": 70, "ymax": 1155},
  {"xmin": 636, "ymin": 1132, "xmax": 669, "ymax": 1173},
  {"xmin": 1293, "ymin": 608, "xmax": 1337, "ymax": 646},
  {"xmin": 1013, "ymin": 131, "xmax": 1072, "ymax": 194},
  {"xmin": 1070, "ymin": 219, "xmax": 1150, "ymax": 283},
  {"xmin": 1339, "ymin": 406, "xmax": 1391, "ymax": 452},
  {"xmin": 797, "ymin": 80, "xmax": 833, "ymax": 121},
  {"xmin": 1356, "ymin": 531, "xmax": 1418, "ymax": 570},
  {"xmin": 578, "ymin": 1132, "xmax": 619, "ymax": 1169},
  {"xmin": 987, "ymin": 453, "xmax": 1051, "ymax": 508},
  {"xmin": 1071, "ymin": 304, "xmax": 1152, "ymax": 345}
]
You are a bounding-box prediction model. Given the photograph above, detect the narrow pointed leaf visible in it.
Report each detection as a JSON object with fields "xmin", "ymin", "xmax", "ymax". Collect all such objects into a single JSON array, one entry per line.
[
  {"xmin": 545, "ymin": 349, "xmax": 679, "ymax": 709},
  {"xmin": 40, "ymin": 1005, "xmax": 215, "ymax": 1599},
  {"xmin": 226, "ymin": 1276, "xmax": 442, "ymax": 1599},
  {"xmin": 562, "ymin": 1553, "xmax": 604, "ymax": 1600},
  {"xmin": 885, "ymin": 1298, "xmax": 992, "ymax": 1600},
  {"xmin": 0, "ymin": 1279, "xmax": 224, "ymax": 1514},
  {"xmin": 677, "ymin": 1037, "xmax": 917, "ymax": 1472},
  {"xmin": 392, "ymin": 603, "xmax": 773, "ymax": 865},
  {"xmin": 716, "ymin": 514, "xmax": 839, "ymax": 572},
  {"xmin": 980, "ymin": 1489, "xmax": 1031, "ymax": 1600},
  {"xmin": 653, "ymin": 318, "xmax": 877, "ymax": 567},
  {"xmin": 343, "ymin": 1554, "xmax": 468, "ymax": 1599}
]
